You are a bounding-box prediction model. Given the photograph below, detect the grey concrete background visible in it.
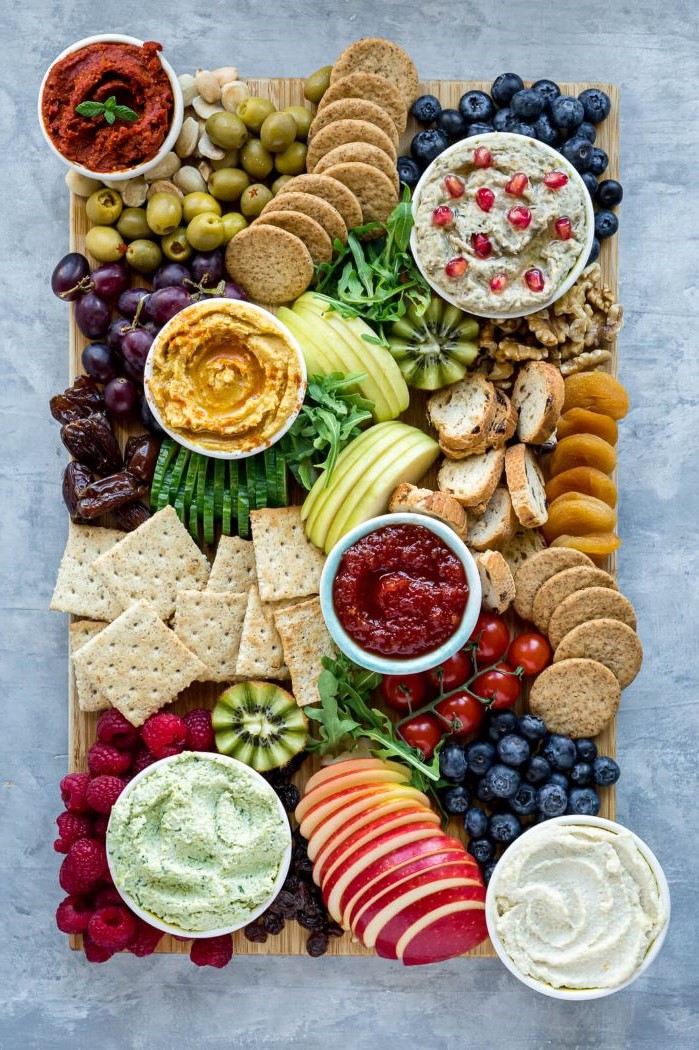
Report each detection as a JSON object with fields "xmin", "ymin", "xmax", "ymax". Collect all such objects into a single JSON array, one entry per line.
[{"xmin": 2, "ymin": 1, "xmax": 698, "ymax": 1047}]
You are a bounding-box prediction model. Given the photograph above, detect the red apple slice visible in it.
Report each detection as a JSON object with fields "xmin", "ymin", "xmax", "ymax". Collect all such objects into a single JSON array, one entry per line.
[
  {"xmin": 300, "ymin": 784, "xmax": 431, "ymax": 839},
  {"xmin": 397, "ymin": 902, "xmax": 489, "ymax": 965},
  {"xmin": 369, "ymin": 883, "xmax": 486, "ymax": 956},
  {"xmin": 349, "ymin": 858, "xmax": 482, "ymax": 934},
  {"xmin": 304, "ymin": 758, "xmax": 410, "ymax": 794},
  {"xmin": 312, "ymin": 803, "xmax": 438, "ymax": 877},
  {"xmin": 296, "ymin": 768, "xmax": 410, "ymax": 822},
  {"xmin": 315, "ymin": 812, "xmax": 440, "ymax": 887},
  {"xmin": 307, "ymin": 792, "xmax": 436, "ymax": 861}
]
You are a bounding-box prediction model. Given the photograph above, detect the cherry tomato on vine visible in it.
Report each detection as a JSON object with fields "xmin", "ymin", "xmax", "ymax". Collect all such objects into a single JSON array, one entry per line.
[
  {"xmin": 468, "ymin": 612, "xmax": 510, "ymax": 666},
  {"xmin": 434, "ymin": 690, "xmax": 484, "ymax": 737},
  {"xmin": 508, "ymin": 632, "xmax": 551, "ymax": 676},
  {"xmin": 470, "ymin": 661, "xmax": 521, "ymax": 710},
  {"xmin": 379, "ymin": 672, "xmax": 428, "ymax": 714},
  {"xmin": 426, "ymin": 650, "xmax": 472, "ymax": 693},
  {"xmin": 398, "ymin": 713, "xmax": 443, "ymax": 759}
]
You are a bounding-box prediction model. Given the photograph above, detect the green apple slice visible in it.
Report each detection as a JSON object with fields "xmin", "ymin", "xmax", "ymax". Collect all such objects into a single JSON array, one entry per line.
[{"xmin": 277, "ymin": 306, "xmax": 335, "ymax": 378}]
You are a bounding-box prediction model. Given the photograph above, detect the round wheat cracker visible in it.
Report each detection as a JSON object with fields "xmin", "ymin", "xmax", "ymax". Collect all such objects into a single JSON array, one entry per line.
[
  {"xmin": 513, "ymin": 547, "xmax": 592, "ymax": 621},
  {"xmin": 315, "ymin": 142, "xmax": 399, "ymax": 192},
  {"xmin": 308, "ymin": 98, "xmax": 399, "ymax": 150},
  {"xmin": 307, "ymin": 118, "xmax": 397, "ymax": 171},
  {"xmin": 532, "ymin": 565, "xmax": 617, "ymax": 634},
  {"xmin": 321, "ymin": 161, "xmax": 398, "ymax": 224},
  {"xmin": 554, "ymin": 618, "xmax": 643, "ymax": 689},
  {"xmin": 330, "ymin": 38, "xmax": 419, "ymax": 104},
  {"xmin": 225, "ymin": 225, "xmax": 313, "ymax": 305},
  {"xmin": 255, "ymin": 210, "xmax": 333, "ymax": 265},
  {"xmin": 260, "ymin": 191, "xmax": 347, "ymax": 245},
  {"xmin": 529, "ymin": 658, "xmax": 620, "ymax": 737},
  {"xmin": 317, "ymin": 72, "xmax": 407, "ymax": 135},
  {"xmin": 276, "ymin": 174, "xmax": 363, "ymax": 231},
  {"xmin": 548, "ymin": 587, "xmax": 637, "ymax": 651}
]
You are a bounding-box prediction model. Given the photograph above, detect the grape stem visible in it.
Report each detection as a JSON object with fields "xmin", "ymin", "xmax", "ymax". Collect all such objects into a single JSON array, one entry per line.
[{"xmin": 60, "ymin": 275, "xmax": 93, "ymax": 300}]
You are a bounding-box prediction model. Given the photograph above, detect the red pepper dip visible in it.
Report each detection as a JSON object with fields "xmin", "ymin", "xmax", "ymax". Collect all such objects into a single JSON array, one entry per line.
[
  {"xmin": 41, "ymin": 41, "xmax": 174, "ymax": 173},
  {"xmin": 332, "ymin": 524, "xmax": 468, "ymax": 657}
]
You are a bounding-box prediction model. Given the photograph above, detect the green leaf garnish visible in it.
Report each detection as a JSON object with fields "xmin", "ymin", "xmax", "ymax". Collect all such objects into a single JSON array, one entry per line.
[{"xmin": 76, "ymin": 94, "xmax": 139, "ymax": 124}]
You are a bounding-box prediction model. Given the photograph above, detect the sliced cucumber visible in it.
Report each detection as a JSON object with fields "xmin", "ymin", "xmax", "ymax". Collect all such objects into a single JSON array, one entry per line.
[
  {"xmin": 254, "ymin": 456, "xmax": 268, "ymax": 510},
  {"xmin": 264, "ymin": 448, "xmax": 278, "ymax": 504},
  {"xmin": 237, "ymin": 479, "xmax": 250, "ymax": 538},
  {"xmin": 182, "ymin": 454, "xmax": 200, "ymax": 523},
  {"xmin": 203, "ymin": 461, "xmax": 216, "ymax": 546},
  {"xmin": 245, "ymin": 457, "xmax": 258, "ymax": 513},
  {"xmin": 194, "ymin": 455, "xmax": 208, "ymax": 543},
  {"xmin": 157, "ymin": 449, "xmax": 180, "ymax": 511},
  {"xmin": 275, "ymin": 452, "xmax": 288, "ymax": 506},
  {"xmin": 221, "ymin": 482, "xmax": 233, "ymax": 536},
  {"xmin": 167, "ymin": 447, "xmax": 190, "ymax": 510},
  {"xmin": 228, "ymin": 459, "xmax": 239, "ymax": 510},
  {"xmin": 150, "ymin": 439, "xmax": 177, "ymax": 511},
  {"xmin": 173, "ymin": 450, "xmax": 192, "ymax": 523},
  {"xmin": 214, "ymin": 459, "xmax": 226, "ymax": 520}
]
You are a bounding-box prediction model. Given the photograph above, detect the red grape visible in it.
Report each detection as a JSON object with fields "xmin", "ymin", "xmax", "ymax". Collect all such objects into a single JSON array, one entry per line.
[
  {"xmin": 117, "ymin": 287, "xmax": 150, "ymax": 320},
  {"xmin": 139, "ymin": 396, "xmax": 165, "ymax": 436},
  {"xmin": 153, "ymin": 262, "xmax": 191, "ymax": 289},
  {"xmin": 104, "ymin": 377, "xmax": 138, "ymax": 420},
  {"xmin": 91, "ymin": 263, "xmax": 128, "ymax": 303},
  {"xmin": 190, "ymin": 250, "xmax": 225, "ymax": 287},
  {"xmin": 75, "ymin": 292, "xmax": 110, "ymax": 338},
  {"xmin": 146, "ymin": 286, "xmax": 192, "ymax": 325},
  {"xmin": 121, "ymin": 327, "xmax": 155, "ymax": 380},
  {"xmin": 107, "ymin": 318, "xmax": 132, "ymax": 351},
  {"xmin": 221, "ymin": 281, "xmax": 248, "ymax": 301},
  {"xmin": 51, "ymin": 253, "xmax": 90, "ymax": 301},
  {"xmin": 81, "ymin": 343, "xmax": 119, "ymax": 383}
]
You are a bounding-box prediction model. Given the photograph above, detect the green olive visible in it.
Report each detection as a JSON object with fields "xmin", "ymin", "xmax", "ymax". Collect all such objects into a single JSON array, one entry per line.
[
  {"xmin": 240, "ymin": 139, "xmax": 274, "ymax": 179},
  {"xmin": 283, "ymin": 106, "xmax": 313, "ymax": 141},
  {"xmin": 221, "ymin": 212, "xmax": 249, "ymax": 241},
  {"xmin": 125, "ymin": 238, "xmax": 163, "ymax": 273},
  {"xmin": 205, "ymin": 111, "xmax": 248, "ymax": 150},
  {"xmin": 211, "ymin": 149, "xmax": 240, "ymax": 171},
  {"xmin": 85, "ymin": 225, "xmax": 127, "ymax": 262},
  {"xmin": 236, "ymin": 97, "xmax": 276, "ymax": 134},
  {"xmin": 271, "ymin": 174, "xmax": 293, "ymax": 195},
  {"xmin": 304, "ymin": 65, "xmax": 332, "ymax": 104},
  {"xmin": 187, "ymin": 212, "xmax": 225, "ymax": 251},
  {"xmin": 274, "ymin": 141, "xmax": 308, "ymax": 176},
  {"xmin": 85, "ymin": 188, "xmax": 123, "ymax": 226},
  {"xmin": 146, "ymin": 192, "xmax": 183, "ymax": 236},
  {"xmin": 116, "ymin": 206, "xmax": 152, "ymax": 241},
  {"xmin": 240, "ymin": 183, "xmax": 274, "ymax": 218},
  {"xmin": 161, "ymin": 226, "xmax": 192, "ymax": 261},
  {"xmin": 260, "ymin": 112, "xmax": 297, "ymax": 153},
  {"xmin": 208, "ymin": 167, "xmax": 251, "ymax": 202},
  {"xmin": 182, "ymin": 192, "xmax": 223, "ymax": 222}
]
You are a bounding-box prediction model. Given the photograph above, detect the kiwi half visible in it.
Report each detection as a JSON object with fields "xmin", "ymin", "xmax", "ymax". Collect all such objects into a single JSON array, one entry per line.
[
  {"xmin": 387, "ymin": 294, "xmax": 480, "ymax": 390},
  {"xmin": 212, "ymin": 681, "xmax": 308, "ymax": 772}
]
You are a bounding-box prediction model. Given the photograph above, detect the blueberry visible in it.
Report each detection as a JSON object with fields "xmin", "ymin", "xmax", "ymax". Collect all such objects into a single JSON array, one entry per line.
[
  {"xmin": 551, "ymin": 95, "xmax": 585, "ymax": 132},
  {"xmin": 509, "ymin": 782, "xmax": 538, "ymax": 816},
  {"xmin": 466, "ymin": 122, "xmax": 495, "ymax": 137},
  {"xmin": 410, "ymin": 129, "xmax": 449, "ymax": 166},
  {"xmin": 575, "ymin": 738, "xmax": 598, "ymax": 763},
  {"xmin": 582, "ymin": 171, "xmax": 599, "ymax": 200},
  {"xmin": 497, "ymin": 734, "xmax": 531, "ymax": 768},
  {"xmin": 548, "ymin": 771, "xmax": 570, "ymax": 791},
  {"xmin": 531, "ymin": 79, "xmax": 561, "ymax": 108},
  {"xmin": 559, "ymin": 134, "xmax": 592, "ymax": 172},
  {"xmin": 588, "ymin": 147, "xmax": 609, "ymax": 177},
  {"xmin": 587, "ymin": 237, "xmax": 601, "ymax": 265},
  {"xmin": 510, "ymin": 88, "xmax": 546, "ymax": 121},
  {"xmin": 567, "ymin": 786, "xmax": 601, "ymax": 816},
  {"xmin": 592, "ymin": 755, "xmax": 621, "ymax": 786},
  {"xmin": 476, "ymin": 779, "xmax": 495, "ymax": 803},
  {"xmin": 489, "ymin": 811, "xmax": 522, "ymax": 845},
  {"xmin": 537, "ymin": 782, "xmax": 568, "ymax": 817},
  {"xmin": 484, "ymin": 763, "xmax": 521, "ymax": 800},
  {"xmin": 542, "ymin": 734, "xmax": 577, "ymax": 771},
  {"xmin": 458, "ymin": 90, "xmax": 495, "ymax": 125},
  {"xmin": 533, "ymin": 112, "xmax": 559, "ymax": 146},
  {"xmin": 437, "ymin": 108, "xmax": 467, "ymax": 139},
  {"xmin": 577, "ymin": 121, "xmax": 597, "ymax": 144},
  {"xmin": 492, "ymin": 107, "xmax": 514, "ymax": 131},
  {"xmin": 410, "ymin": 94, "xmax": 442, "ymax": 125},
  {"xmin": 578, "ymin": 87, "xmax": 611, "ymax": 124},
  {"xmin": 439, "ymin": 740, "xmax": 468, "ymax": 782},
  {"xmin": 487, "ymin": 710, "xmax": 518, "ymax": 742},
  {"xmin": 595, "ymin": 209, "xmax": 619, "ymax": 239},
  {"xmin": 524, "ymin": 755, "xmax": 551, "ymax": 785},
  {"xmin": 464, "ymin": 805, "xmax": 489, "ymax": 838},
  {"xmin": 518, "ymin": 714, "xmax": 547, "ymax": 742},
  {"xmin": 570, "ymin": 762, "xmax": 594, "ymax": 787},
  {"xmin": 466, "ymin": 740, "xmax": 496, "ymax": 776},
  {"xmin": 396, "ymin": 156, "xmax": 421, "ymax": 188},
  {"xmin": 482, "ymin": 860, "xmax": 498, "ymax": 885},
  {"xmin": 508, "ymin": 122, "xmax": 536, "ymax": 138},
  {"xmin": 597, "ymin": 179, "xmax": 623, "ymax": 207},
  {"xmin": 491, "ymin": 73, "xmax": 525, "ymax": 108},
  {"xmin": 468, "ymin": 838, "xmax": 494, "ymax": 864},
  {"xmin": 442, "ymin": 784, "xmax": 471, "ymax": 815}
]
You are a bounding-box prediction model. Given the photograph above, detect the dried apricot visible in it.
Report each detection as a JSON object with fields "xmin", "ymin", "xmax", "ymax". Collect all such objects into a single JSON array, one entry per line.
[
  {"xmin": 548, "ymin": 434, "xmax": 617, "ymax": 476},
  {"xmin": 545, "ymin": 467, "xmax": 617, "ymax": 507},
  {"xmin": 542, "ymin": 494, "xmax": 617, "ymax": 543},
  {"xmin": 563, "ymin": 372, "xmax": 630, "ymax": 420},
  {"xmin": 556, "ymin": 408, "xmax": 618, "ymax": 445},
  {"xmin": 550, "ymin": 533, "xmax": 622, "ymax": 559}
]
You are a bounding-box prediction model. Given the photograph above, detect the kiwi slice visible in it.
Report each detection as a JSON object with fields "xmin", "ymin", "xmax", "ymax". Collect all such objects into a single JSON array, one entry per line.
[
  {"xmin": 212, "ymin": 681, "xmax": 308, "ymax": 772},
  {"xmin": 387, "ymin": 294, "xmax": 480, "ymax": 390}
]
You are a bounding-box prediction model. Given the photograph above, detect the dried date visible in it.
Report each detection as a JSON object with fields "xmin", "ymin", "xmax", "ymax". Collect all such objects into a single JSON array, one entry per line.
[
  {"xmin": 62, "ymin": 461, "xmax": 94, "ymax": 522},
  {"xmin": 76, "ymin": 472, "xmax": 149, "ymax": 520},
  {"xmin": 60, "ymin": 413, "xmax": 123, "ymax": 475},
  {"xmin": 50, "ymin": 376, "xmax": 103, "ymax": 424},
  {"xmin": 124, "ymin": 434, "xmax": 161, "ymax": 484},
  {"xmin": 112, "ymin": 501, "xmax": 150, "ymax": 532}
]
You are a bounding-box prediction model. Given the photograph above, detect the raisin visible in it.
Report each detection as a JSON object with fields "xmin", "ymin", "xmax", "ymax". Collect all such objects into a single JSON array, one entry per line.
[
  {"xmin": 327, "ymin": 921, "xmax": 344, "ymax": 939},
  {"xmin": 282, "ymin": 873, "xmax": 300, "ymax": 895},
  {"xmin": 77, "ymin": 472, "xmax": 149, "ymax": 520},
  {"xmin": 124, "ymin": 434, "xmax": 161, "ymax": 484},
  {"xmin": 50, "ymin": 376, "xmax": 103, "ymax": 424},
  {"xmin": 243, "ymin": 921, "xmax": 268, "ymax": 943},
  {"xmin": 297, "ymin": 908, "xmax": 326, "ymax": 931},
  {"xmin": 276, "ymin": 784, "xmax": 301, "ymax": 812},
  {"xmin": 113, "ymin": 501, "xmax": 150, "ymax": 531},
  {"xmin": 62, "ymin": 461, "xmax": 94, "ymax": 521},
  {"xmin": 273, "ymin": 890, "xmax": 299, "ymax": 919},
  {"xmin": 60, "ymin": 414, "xmax": 123, "ymax": 475},
  {"xmin": 262, "ymin": 911, "xmax": 285, "ymax": 935},
  {"xmin": 306, "ymin": 932, "xmax": 329, "ymax": 957}
]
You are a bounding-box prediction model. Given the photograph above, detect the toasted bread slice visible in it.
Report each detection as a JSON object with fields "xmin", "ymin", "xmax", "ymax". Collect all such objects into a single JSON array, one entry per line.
[
  {"xmin": 499, "ymin": 528, "xmax": 547, "ymax": 577},
  {"xmin": 388, "ymin": 483, "xmax": 467, "ymax": 538},
  {"xmin": 512, "ymin": 361, "xmax": 565, "ymax": 445},
  {"xmin": 505, "ymin": 444, "xmax": 548, "ymax": 528},
  {"xmin": 467, "ymin": 487, "xmax": 519, "ymax": 552},
  {"xmin": 437, "ymin": 448, "xmax": 505, "ymax": 508},
  {"xmin": 487, "ymin": 389, "xmax": 518, "ymax": 448},
  {"xmin": 476, "ymin": 550, "xmax": 515, "ymax": 614},
  {"xmin": 427, "ymin": 375, "xmax": 496, "ymax": 453}
]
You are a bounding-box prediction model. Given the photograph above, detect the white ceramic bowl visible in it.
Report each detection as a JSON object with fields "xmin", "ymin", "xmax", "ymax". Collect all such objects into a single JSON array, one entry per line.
[
  {"xmin": 485, "ymin": 815, "xmax": 671, "ymax": 999},
  {"xmin": 143, "ymin": 297, "xmax": 307, "ymax": 461},
  {"xmin": 106, "ymin": 752, "xmax": 292, "ymax": 939},
  {"xmin": 410, "ymin": 132, "xmax": 595, "ymax": 321},
  {"xmin": 38, "ymin": 33, "xmax": 184, "ymax": 181},
  {"xmin": 319, "ymin": 512, "xmax": 482, "ymax": 675}
]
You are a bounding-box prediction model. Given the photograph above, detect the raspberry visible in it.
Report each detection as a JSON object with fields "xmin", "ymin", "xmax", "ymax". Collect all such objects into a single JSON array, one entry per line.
[
  {"xmin": 183, "ymin": 708, "xmax": 215, "ymax": 751},
  {"xmin": 127, "ymin": 917, "xmax": 163, "ymax": 957},
  {"xmin": 62, "ymin": 838, "xmax": 108, "ymax": 893},
  {"xmin": 87, "ymin": 743, "xmax": 132, "ymax": 777},
  {"xmin": 132, "ymin": 748, "xmax": 158, "ymax": 775},
  {"xmin": 60, "ymin": 773, "xmax": 91, "ymax": 814},
  {"xmin": 56, "ymin": 895, "xmax": 93, "ymax": 934},
  {"xmin": 94, "ymin": 886, "xmax": 124, "ymax": 909},
  {"xmin": 83, "ymin": 931, "xmax": 114, "ymax": 963},
  {"xmin": 54, "ymin": 811, "xmax": 92, "ymax": 853},
  {"xmin": 96, "ymin": 709, "xmax": 140, "ymax": 750},
  {"xmin": 86, "ymin": 775, "xmax": 125, "ymax": 815},
  {"xmin": 92, "ymin": 814, "xmax": 109, "ymax": 839},
  {"xmin": 87, "ymin": 905, "xmax": 137, "ymax": 951},
  {"xmin": 190, "ymin": 934, "xmax": 233, "ymax": 968},
  {"xmin": 141, "ymin": 713, "xmax": 187, "ymax": 759}
]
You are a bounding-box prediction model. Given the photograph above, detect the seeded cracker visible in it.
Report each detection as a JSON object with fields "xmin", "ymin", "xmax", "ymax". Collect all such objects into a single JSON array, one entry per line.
[
  {"xmin": 261, "ymin": 191, "xmax": 348, "ymax": 246},
  {"xmin": 315, "ymin": 143, "xmax": 400, "ymax": 193},
  {"xmin": 274, "ymin": 597, "xmax": 336, "ymax": 707},
  {"xmin": 250, "ymin": 507, "xmax": 326, "ymax": 602},
  {"xmin": 226, "ymin": 224, "xmax": 314, "ymax": 305},
  {"xmin": 255, "ymin": 210, "xmax": 333, "ymax": 266},
  {"xmin": 207, "ymin": 535, "xmax": 257, "ymax": 592},
  {"xmin": 317, "ymin": 72, "xmax": 408, "ymax": 135},
  {"xmin": 532, "ymin": 565, "xmax": 617, "ymax": 634},
  {"xmin": 174, "ymin": 589, "xmax": 248, "ymax": 682},
  {"xmin": 529, "ymin": 658, "xmax": 620, "ymax": 738},
  {"xmin": 548, "ymin": 587, "xmax": 638, "ymax": 651},
  {"xmin": 70, "ymin": 620, "xmax": 109, "ymax": 712},
  {"xmin": 307, "ymin": 118, "xmax": 397, "ymax": 171},
  {"xmin": 277, "ymin": 174, "xmax": 363, "ymax": 231},
  {"xmin": 72, "ymin": 601, "xmax": 206, "ymax": 726},
  {"xmin": 553, "ymin": 618, "xmax": 643, "ymax": 689},
  {"xmin": 235, "ymin": 585, "xmax": 295, "ymax": 680},
  {"xmin": 308, "ymin": 98, "xmax": 399, "ymax": 150},
  {"xmin": 321, "ymin": 162, "xmax": 398, "ymax": 224},
  {"xmin": 330, "ymin": 38, "xmax": 419, "ymax": 106},
  {"xmin": 513, "ymin": 547, "xmax": 593, "ymax": 622},
  {"xmin": 50, "ymin": 524, "xmax": 124, "ymax": 621}
]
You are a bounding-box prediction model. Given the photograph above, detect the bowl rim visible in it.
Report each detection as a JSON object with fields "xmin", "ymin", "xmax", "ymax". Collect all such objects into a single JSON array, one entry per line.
[
  {"xmin": 409, "ymin": 131, "xmax": 596, "ymax": 321},
  {"xmin": 38, "ymin": 33, "xmax": 184, "ymax": 181},
  {"xmin": 105, "ymin": 751, "xmax": 292, "ymax": 939},
  {"xmin": 485, "ymin": 814, "xmax": 671, "ymax": 1000},
  {"xmin": 319, "ymin": 511, "xmax": 482, "ymax": 675},
  {"xmin": 143, "ymin": 296, "xmax": 308, "ymax": 461}
]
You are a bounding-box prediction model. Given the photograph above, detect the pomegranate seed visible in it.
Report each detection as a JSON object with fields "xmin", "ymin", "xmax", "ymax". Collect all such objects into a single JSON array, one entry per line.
[
  {"xmin": 471, "ymin": 232, "xmax": 492, "ymax": 259},
  {"xmin": 473, "ymin": 147, "xmax": 492, "ymax": 168},
  {"xmin": 443, "ymin": 174, "xmax": 466, "ymax": 199},
  {"xmin": 524, "ymin": 268, "xmax": 545, "ymax": 292},
  {"xmin": 507, "ymin": 205, "xmax": 532, "ymax": 229},
  {"xmin": 432, "ymin": 205, "xmax": 454, "ymax": 227},
  {"xmin": 504, "ymin": 172, "xmax": 529, "ymax": 196},
  {"xmin": 544, "ymin": 170, "xmax": 569, "ymax": 189},
  {"xmin": 475, "ymin": 187, "xmax": 495, "ymax": 212},
  {"xmin": 445, "ymin": 256, "xmax": 468, "ymax": 278},
  {"xmin": 490, "ymin": 272, "xmax": 508, "ymax": 293},
  {"xmin": 555, "ymin": 216, "xmax": 573, "ymax": 241}
]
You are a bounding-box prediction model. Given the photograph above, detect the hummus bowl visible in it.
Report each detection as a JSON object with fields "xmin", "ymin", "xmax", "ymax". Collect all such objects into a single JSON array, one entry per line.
[
  {"xmin": 485, "ymin": 816, "xmax": 670, "ymax": 999},
  {"xmin": 410, "ymin": 132, "xmax": 595, "ymax": 321},
  {"xmin": 106, "ymin": 752, "xmax": 292, "ymax": 938},
  {"xmin": 144, "ymin": 298, "xmax": 307, "ymax": 460}
]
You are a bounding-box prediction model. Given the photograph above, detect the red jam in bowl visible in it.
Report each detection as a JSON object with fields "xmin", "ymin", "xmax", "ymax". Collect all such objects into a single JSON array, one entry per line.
[{"xmin": 332, "ymin": 524, "xmax": 468, "ymax": 657}]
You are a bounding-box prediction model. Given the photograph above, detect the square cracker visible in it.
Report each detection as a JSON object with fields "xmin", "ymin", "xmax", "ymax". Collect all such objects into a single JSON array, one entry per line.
[
  {"xmin": 50, "ymin": 524, "xmax": 124, "ymax": 621},
  {"xmin": 251, "ymin": 507, "xmax": 325, "ymax": 603},
  {"xmin": 207, "ymin": 536, "xmax": 257, "ymax": 593},
  {"xmin": 173, "ymin": 589, "xmax": 248, "ymax": 682},
  {"xmin": 235, "ymin": 586, "xmax": 294, "ymax": 680},
  {"xmin": 72, "ymin": 600, "xmax": 206, "ymax": 726},
  {"xmin": 93, "ymin": 505, "xmax": 210, "ymax": 621},
  {"xmin": 70, "ymin": 620, "xmax": 109, "ymax": 712},
  {"xmin": 273, "ymin": 597, "xmax": 335, "ymax": 706}
]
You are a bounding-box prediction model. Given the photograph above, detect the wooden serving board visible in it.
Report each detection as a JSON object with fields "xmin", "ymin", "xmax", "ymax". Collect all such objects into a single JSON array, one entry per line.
[{"xmin": 67, "ymin": 79, "xmax": 619, "ymax": 958}]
